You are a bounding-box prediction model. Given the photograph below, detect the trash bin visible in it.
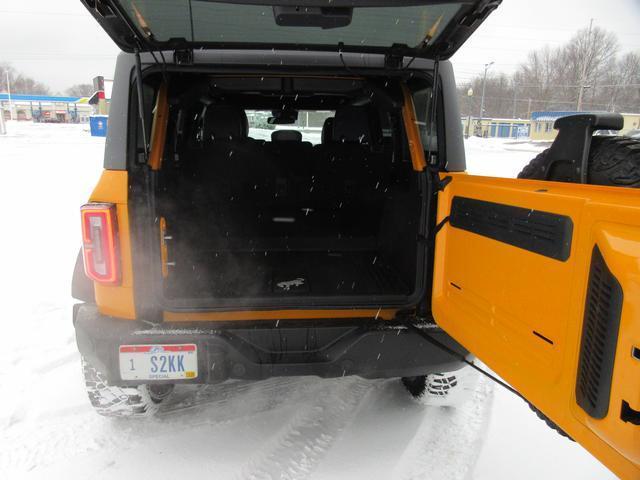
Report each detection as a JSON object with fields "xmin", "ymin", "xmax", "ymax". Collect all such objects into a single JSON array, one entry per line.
[{"xmin": 89, "ymin": 115, "xmax": 108, "ymax": 137}]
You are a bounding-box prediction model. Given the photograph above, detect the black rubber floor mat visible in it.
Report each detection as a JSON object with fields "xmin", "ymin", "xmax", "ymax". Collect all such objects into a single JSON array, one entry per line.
[{"xmin": 163, "ymin": 251, "xmax": 410, "ymax": 299}]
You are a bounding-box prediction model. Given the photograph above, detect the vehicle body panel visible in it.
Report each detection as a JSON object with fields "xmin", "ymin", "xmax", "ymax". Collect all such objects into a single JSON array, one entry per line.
[{"xmin": 432, "ymin": 172, "xmax": 640, "ymax": 479}]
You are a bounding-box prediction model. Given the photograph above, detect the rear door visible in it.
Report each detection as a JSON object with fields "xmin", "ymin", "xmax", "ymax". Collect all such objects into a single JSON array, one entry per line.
[
  {"xmin": 81, "ymin": 0, "xmax": 499, "ymax": 59},
  {"xmin": 432, "ymin": 173, "xmax": 640, "ymax": 479}
]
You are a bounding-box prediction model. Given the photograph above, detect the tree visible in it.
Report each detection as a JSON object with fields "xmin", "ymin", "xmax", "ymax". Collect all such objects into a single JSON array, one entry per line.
[
  {"xmin": 65, "ymin": 84, "xmax": 95, "ymax": 97},
  {"xmin": 0, "ymin": 63, "xmax": 50, "ymax": 95},
  {"xmin": 457, "ymin": 25, "xmax": 639, "ymax": 119}
]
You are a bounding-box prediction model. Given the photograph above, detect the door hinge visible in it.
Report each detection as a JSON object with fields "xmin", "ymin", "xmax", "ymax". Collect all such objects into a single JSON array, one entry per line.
[
  {"xmin": 174, "ymin": 49, "xmax": 194, "ymax": 65},
  {"xmin": 85, "ymin": 0, "xmax": 116, "ymax": 18},
  {"xmin": 436, "ymin": 175, "xmax": 452, "ymax": 192},
  {"xmin": 459, "ymin": 1, "xmax": 501, "ymax": 28}
]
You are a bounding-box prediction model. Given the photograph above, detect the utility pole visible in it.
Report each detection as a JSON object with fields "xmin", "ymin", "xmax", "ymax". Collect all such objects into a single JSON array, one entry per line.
[
  {"xmin": 577, "ymin": 18, "xmax": 593, "ymax": 111},
  {"xmin": 0, "ymin": 101, "xmax": 6, "ymax": 135},
  {"xmin": 479, "ymin": 61, "xmax": 494, "ymax": 120},
  {"xmin": 478, "ymin": 61, "xmax": 494, "ymax": 137},
  {"xmin": 6, "ymin": 70, "xmax": 14, "ymax": 121},
  {"xmin": 512, "ymin": 83, "xmax": 518, "ymax": 118}
]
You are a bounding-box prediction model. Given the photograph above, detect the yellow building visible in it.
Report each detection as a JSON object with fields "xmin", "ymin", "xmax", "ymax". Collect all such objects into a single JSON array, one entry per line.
[
  {"xmin": 621, "ymin": 113, "xmax": 640, "ymax": 133},
  {"xmin": 530, "ymin": 111, "xmax": 640, "ymax": 141}
]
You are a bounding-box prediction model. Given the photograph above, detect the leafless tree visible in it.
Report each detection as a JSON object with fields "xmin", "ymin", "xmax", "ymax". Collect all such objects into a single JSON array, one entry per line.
[
  {"xmin": 457, "ymin": 26, "xmax": 639, "ymax": 118},
  {"xmin": 65, "ymin": 84, "xmax": 95, "ymax": 97},
  {"xmin": 0, "ymin": 63, "xmax": 50, "ymax": 95}
]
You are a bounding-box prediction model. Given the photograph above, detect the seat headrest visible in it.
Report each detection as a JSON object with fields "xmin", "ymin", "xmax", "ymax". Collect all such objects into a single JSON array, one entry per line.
[
  {"xmin": 332, "ymin": 106, "xmax": 380, "ymax": 144},
  {"xmin": 321, "ymin": 117, "xmax": 334, "ymax": 144},
  {"xmin": 202, "ymin": 105, "xmax": 248, "ymax": 143},
  {"xmin": 271, "ymin": 130, "xmax": 303, "ymax": 142}
]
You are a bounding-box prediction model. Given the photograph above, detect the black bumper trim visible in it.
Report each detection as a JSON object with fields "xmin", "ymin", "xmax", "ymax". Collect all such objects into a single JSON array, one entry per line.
[{"xmin": 74, "ymin": 304, "xmax": 468, "ymax": 386}]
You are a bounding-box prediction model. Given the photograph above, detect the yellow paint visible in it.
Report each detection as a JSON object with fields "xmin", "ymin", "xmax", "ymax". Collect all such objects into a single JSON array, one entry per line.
[
  {"xmin": 148, "ymin": 82, "xmax": 169, "ymax": 171},
  {"xmin": 164, "ymin": 308, "xmax": 397, "ymax": 322},
  {"xmin": 401, "ymin": 83, "xmax": 427, "ymax": 172},
  {"xmin": 432, "ymin": 173, "xmax": 640, "ymax": 479},
  {"xmin": 88, "ymin": 170, "xmax": 136, "ymax": 320},
  {"xmin": 159, "ymin": 217, "xmax": 168, "ymax": 278}
]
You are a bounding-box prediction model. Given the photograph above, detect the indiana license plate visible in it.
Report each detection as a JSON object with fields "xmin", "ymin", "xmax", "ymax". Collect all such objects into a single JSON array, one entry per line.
[{"xmin": 119, "ymin": 344, "xmax": 198, "ymax": 381}]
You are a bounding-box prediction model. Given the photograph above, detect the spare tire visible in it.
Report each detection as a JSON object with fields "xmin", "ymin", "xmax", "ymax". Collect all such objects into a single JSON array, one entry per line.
[{"xmin": 518, "ymin": 136, "xmax": 640, "ymax": 187}]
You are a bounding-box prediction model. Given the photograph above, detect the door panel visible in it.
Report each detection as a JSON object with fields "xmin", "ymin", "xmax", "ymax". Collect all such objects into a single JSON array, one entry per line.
[{"xmin": 432, "ymin": 173, "xmax": 640, "ymax": 479}]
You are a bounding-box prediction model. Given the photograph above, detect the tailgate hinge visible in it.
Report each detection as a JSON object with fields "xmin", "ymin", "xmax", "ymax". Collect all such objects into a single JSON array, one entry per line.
[{"xmin": 460, "ymin": 1, "xmax": 501, "ymax": 28}]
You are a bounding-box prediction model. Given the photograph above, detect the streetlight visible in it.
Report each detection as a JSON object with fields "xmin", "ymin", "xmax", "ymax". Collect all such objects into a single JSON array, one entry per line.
[
  {"xmin": 478, "ymin": 61, "xmax": 494, "ymax": 136},
  {"xmin": 466, "ymin": 88, "xmax": 473, "ymax": 138}
]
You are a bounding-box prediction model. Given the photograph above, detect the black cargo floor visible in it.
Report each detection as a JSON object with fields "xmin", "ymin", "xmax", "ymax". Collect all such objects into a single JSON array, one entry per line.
[{"xmin": 164, "ymin": 251, "xmax": 410, "ymax": 299}]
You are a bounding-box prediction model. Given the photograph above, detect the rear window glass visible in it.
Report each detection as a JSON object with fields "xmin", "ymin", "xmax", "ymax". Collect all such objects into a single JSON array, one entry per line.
[
  {"xmin": 121, "ymin": 1, "xmax": 460, "ymax": 49},
  {"xmin": 247, "ymin": 110, "xmax": 333, "ymax": 145}
]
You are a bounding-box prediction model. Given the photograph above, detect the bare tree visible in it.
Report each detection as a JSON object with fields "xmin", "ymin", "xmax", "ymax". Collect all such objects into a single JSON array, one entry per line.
[
  {"xmin": 561, "ymin": 25, "xmax": 619, "ymax": 109},
  {"xmin": 457, "ymin": 25, "xmax": 639, "ymax": 118},
  {"xmin": 0, "ymin": 63, "xmax": 50, "ymax": 95},
  {"xmin": 65, "ymin": 84, "xmax": 95, "ymax": 97}
]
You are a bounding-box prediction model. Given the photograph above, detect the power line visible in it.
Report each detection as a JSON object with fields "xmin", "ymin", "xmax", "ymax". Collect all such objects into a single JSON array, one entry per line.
[{"xmin": 0, "ymin": 10, "xmax": 85, "ymax": 17}]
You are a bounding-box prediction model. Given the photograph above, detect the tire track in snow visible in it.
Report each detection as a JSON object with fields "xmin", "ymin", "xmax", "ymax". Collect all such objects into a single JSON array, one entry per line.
[
  {"xmin": 236, "ymin": 377, "xmax": 373, "ymax": 480},
  {"xmin": 391, "ymin": 374, "xmax": 495, "ymax": 480}
]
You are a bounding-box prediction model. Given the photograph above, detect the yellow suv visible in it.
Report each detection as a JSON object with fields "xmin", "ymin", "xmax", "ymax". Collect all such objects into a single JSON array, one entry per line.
[{"xmin": 74, "ymin": 2, "xmax": 639, "ymax": 478}]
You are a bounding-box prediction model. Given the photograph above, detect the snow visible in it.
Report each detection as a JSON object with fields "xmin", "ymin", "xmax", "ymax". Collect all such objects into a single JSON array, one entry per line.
[{"xmin": 0, "ymin": 122, "xmax": 614, "ymax": 479}]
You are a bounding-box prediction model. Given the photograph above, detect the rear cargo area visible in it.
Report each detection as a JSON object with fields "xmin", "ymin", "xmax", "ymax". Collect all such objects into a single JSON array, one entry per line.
[{"xmin": 153, "ymin": 75, "xmax": 427, "ymax": 308}]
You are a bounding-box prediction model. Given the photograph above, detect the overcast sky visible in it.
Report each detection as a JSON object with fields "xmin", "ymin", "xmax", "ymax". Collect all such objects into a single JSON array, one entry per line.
[{"xmin": 1, "ymin": 0, "xmax": 639, "ymax": 93}]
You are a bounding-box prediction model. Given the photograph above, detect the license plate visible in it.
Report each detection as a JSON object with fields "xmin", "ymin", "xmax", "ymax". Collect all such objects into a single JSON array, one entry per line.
[{"xmin": 119, "ymin": 344, "xmax": 198, "ymax": 381}]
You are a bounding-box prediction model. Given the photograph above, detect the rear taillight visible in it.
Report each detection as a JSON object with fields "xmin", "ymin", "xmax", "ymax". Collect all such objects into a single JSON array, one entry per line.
[{"xmin": 80, "ymin": 203, "xmax": 121, "ymax": 285}]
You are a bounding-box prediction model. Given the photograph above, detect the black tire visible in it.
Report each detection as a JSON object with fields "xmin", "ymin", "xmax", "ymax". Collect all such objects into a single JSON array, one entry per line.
[
  {"xmin": 402, "ymin": 374, "xmax": 458, "ymax": 399},
  {"xmin": 401, "ymin": 368, "xmax": 476, "ymax": 407},
  {"xmin": 518, "ymin": 136, "xmax": 640, "ymax": 187},
  {"xmin": 82, "ymin": 358, "xmax": 173, "ymax": 417}
]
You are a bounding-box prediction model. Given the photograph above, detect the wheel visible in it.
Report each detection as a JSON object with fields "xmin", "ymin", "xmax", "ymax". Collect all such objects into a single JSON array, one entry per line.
[
  {"xmin": 82, "ymin": 358, "xmax": 174, "ymax": 417},
  {"xmin": 518, "ymin": 136, "xmax": 640, "ymax": 187},
  {"xmin": 401, "ymin": 366, "xmax": 478, "ymax": 407}
]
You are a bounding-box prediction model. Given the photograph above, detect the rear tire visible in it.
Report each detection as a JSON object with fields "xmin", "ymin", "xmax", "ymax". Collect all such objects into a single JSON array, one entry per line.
[
  {"xmin": 401, "ymin": 367, "xmax": 477, "ymax": 407},
  {"xmin": 82, "ymin": 358, "xmax": 173, "ymax": 417},
  {"xmin": 518, "ymin": 136, "xmax": 640, "ymax": 187}
]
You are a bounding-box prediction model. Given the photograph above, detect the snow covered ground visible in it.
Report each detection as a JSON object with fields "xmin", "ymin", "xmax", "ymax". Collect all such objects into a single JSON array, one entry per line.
[{"xmin": 0, "ymin": 122, "xmax": 615, "ymax": 479}]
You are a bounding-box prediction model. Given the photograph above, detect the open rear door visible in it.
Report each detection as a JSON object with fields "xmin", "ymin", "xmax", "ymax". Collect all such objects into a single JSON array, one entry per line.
[{"xmin": 432, "ymin": 173, "xmax": 640, "ymax": 479}]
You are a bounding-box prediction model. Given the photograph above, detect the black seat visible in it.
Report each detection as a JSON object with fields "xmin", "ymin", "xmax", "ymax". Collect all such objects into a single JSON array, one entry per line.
[
  {"xmin": 177, "ymin": 104, "xmax": 278, "ymax": 248},
  {"xmin": 313, "ymin": 106, "xmax": 387, "ymax": 237},
  {"xmin": 321, "ymin": 117, "xmax": 334, "ymax": 144}
]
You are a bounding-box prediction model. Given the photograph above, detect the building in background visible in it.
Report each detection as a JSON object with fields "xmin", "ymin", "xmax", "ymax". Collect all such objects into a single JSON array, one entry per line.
[
  {"xmin": 531, "ymin": 111, "xmax": 640, "ymax": 141},
  {"xmin": 0, "ymin": 93, "xmax": 93, "ymax": 123},
  {"xmin": 462, "ymin": 117, "xmax": 531, "ymax": 139},
  {"xmin": 621, "ymin": 113, "xmax": 640, "ymax": 133}
]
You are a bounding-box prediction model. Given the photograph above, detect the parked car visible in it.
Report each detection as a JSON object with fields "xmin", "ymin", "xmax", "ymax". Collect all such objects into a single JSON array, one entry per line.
[{"xmin": 74, "ymin": 1, "xmax": 639, "ymax": 478}]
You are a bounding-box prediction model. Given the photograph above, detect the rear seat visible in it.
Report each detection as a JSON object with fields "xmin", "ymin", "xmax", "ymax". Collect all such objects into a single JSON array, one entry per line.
[
  {"xmin": 312, "ymin": 106, "xmax": 388, "ymax": 238},
  {"xmin": 177, "ymin": 105, "xmax": 278, "ymax": 247},
  {"xmin": 169, "ymin": 105, "xmax": 391, "ymax": 253}
]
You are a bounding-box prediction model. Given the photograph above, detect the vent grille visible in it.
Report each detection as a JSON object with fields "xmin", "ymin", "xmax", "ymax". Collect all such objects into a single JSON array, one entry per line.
[
  {"xmin": 575, "ymin": 246, "xmax": 623, "ymax": 419},
  {"xmin": 449, "ymin": 196, "xmax": 573, "ymax": 261}
]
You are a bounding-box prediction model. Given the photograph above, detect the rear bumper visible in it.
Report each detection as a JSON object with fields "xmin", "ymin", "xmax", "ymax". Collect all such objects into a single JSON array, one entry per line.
[{"xmin": 73, "ymin": 304, "xmax": 468, "ymax": 386}]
